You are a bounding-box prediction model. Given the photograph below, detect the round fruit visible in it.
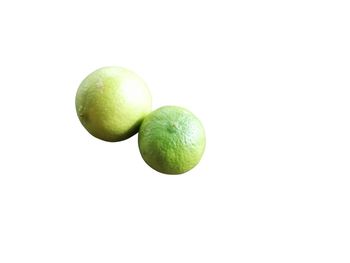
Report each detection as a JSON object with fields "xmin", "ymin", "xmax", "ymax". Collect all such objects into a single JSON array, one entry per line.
[
  {"xmin": 75, "ymin": 66, "xmax": 152, "ymax": 142},
  {"xmin": 138, "ymin": 106, "xmax": 205, "ymax": 174}
]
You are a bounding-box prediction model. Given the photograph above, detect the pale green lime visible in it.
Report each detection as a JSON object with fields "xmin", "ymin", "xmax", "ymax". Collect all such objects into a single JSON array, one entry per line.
[
  {"xmin": 76, "ymin": 66, "xmax": 152, "ymax": 142},
  {"xmin": 138, "ymin": 106, "xmax": 206, "ymax": 174}
]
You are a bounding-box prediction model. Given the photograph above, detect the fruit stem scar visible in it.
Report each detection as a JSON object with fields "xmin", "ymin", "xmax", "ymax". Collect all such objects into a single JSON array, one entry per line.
[{"xmin": 167, "ymin": 123, "xmax": 178, "ymax": 133}]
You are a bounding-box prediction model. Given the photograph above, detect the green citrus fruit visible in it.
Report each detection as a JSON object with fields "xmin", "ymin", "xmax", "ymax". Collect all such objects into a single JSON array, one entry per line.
[
  {"xmin": 75, "ymin": 66, "xmax": 152, "ymax": 142},
  {"xmin": 138, "ymin": 106, "xmax": 206, "ymax": 174}
]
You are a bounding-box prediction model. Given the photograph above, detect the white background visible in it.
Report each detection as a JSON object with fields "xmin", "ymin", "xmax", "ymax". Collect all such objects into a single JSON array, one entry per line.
[{"xmin": 0, "ymin": 0, "xmax": 349, "ymax": 262}]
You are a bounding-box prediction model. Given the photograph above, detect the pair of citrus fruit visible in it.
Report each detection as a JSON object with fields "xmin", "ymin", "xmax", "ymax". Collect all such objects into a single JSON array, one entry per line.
[{"xmin": 75, "ymin": 66, "xmax": 205, "ymax": 174}]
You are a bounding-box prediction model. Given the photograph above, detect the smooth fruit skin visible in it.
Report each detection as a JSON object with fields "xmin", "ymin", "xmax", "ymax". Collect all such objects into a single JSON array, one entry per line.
[
  {"xmin": 138, "ymin": 106, "xmax": 206, "ymax": 174},
  {"xmin": 76, "ymin": 66, "xmax": 152, "ymax": 142}
]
